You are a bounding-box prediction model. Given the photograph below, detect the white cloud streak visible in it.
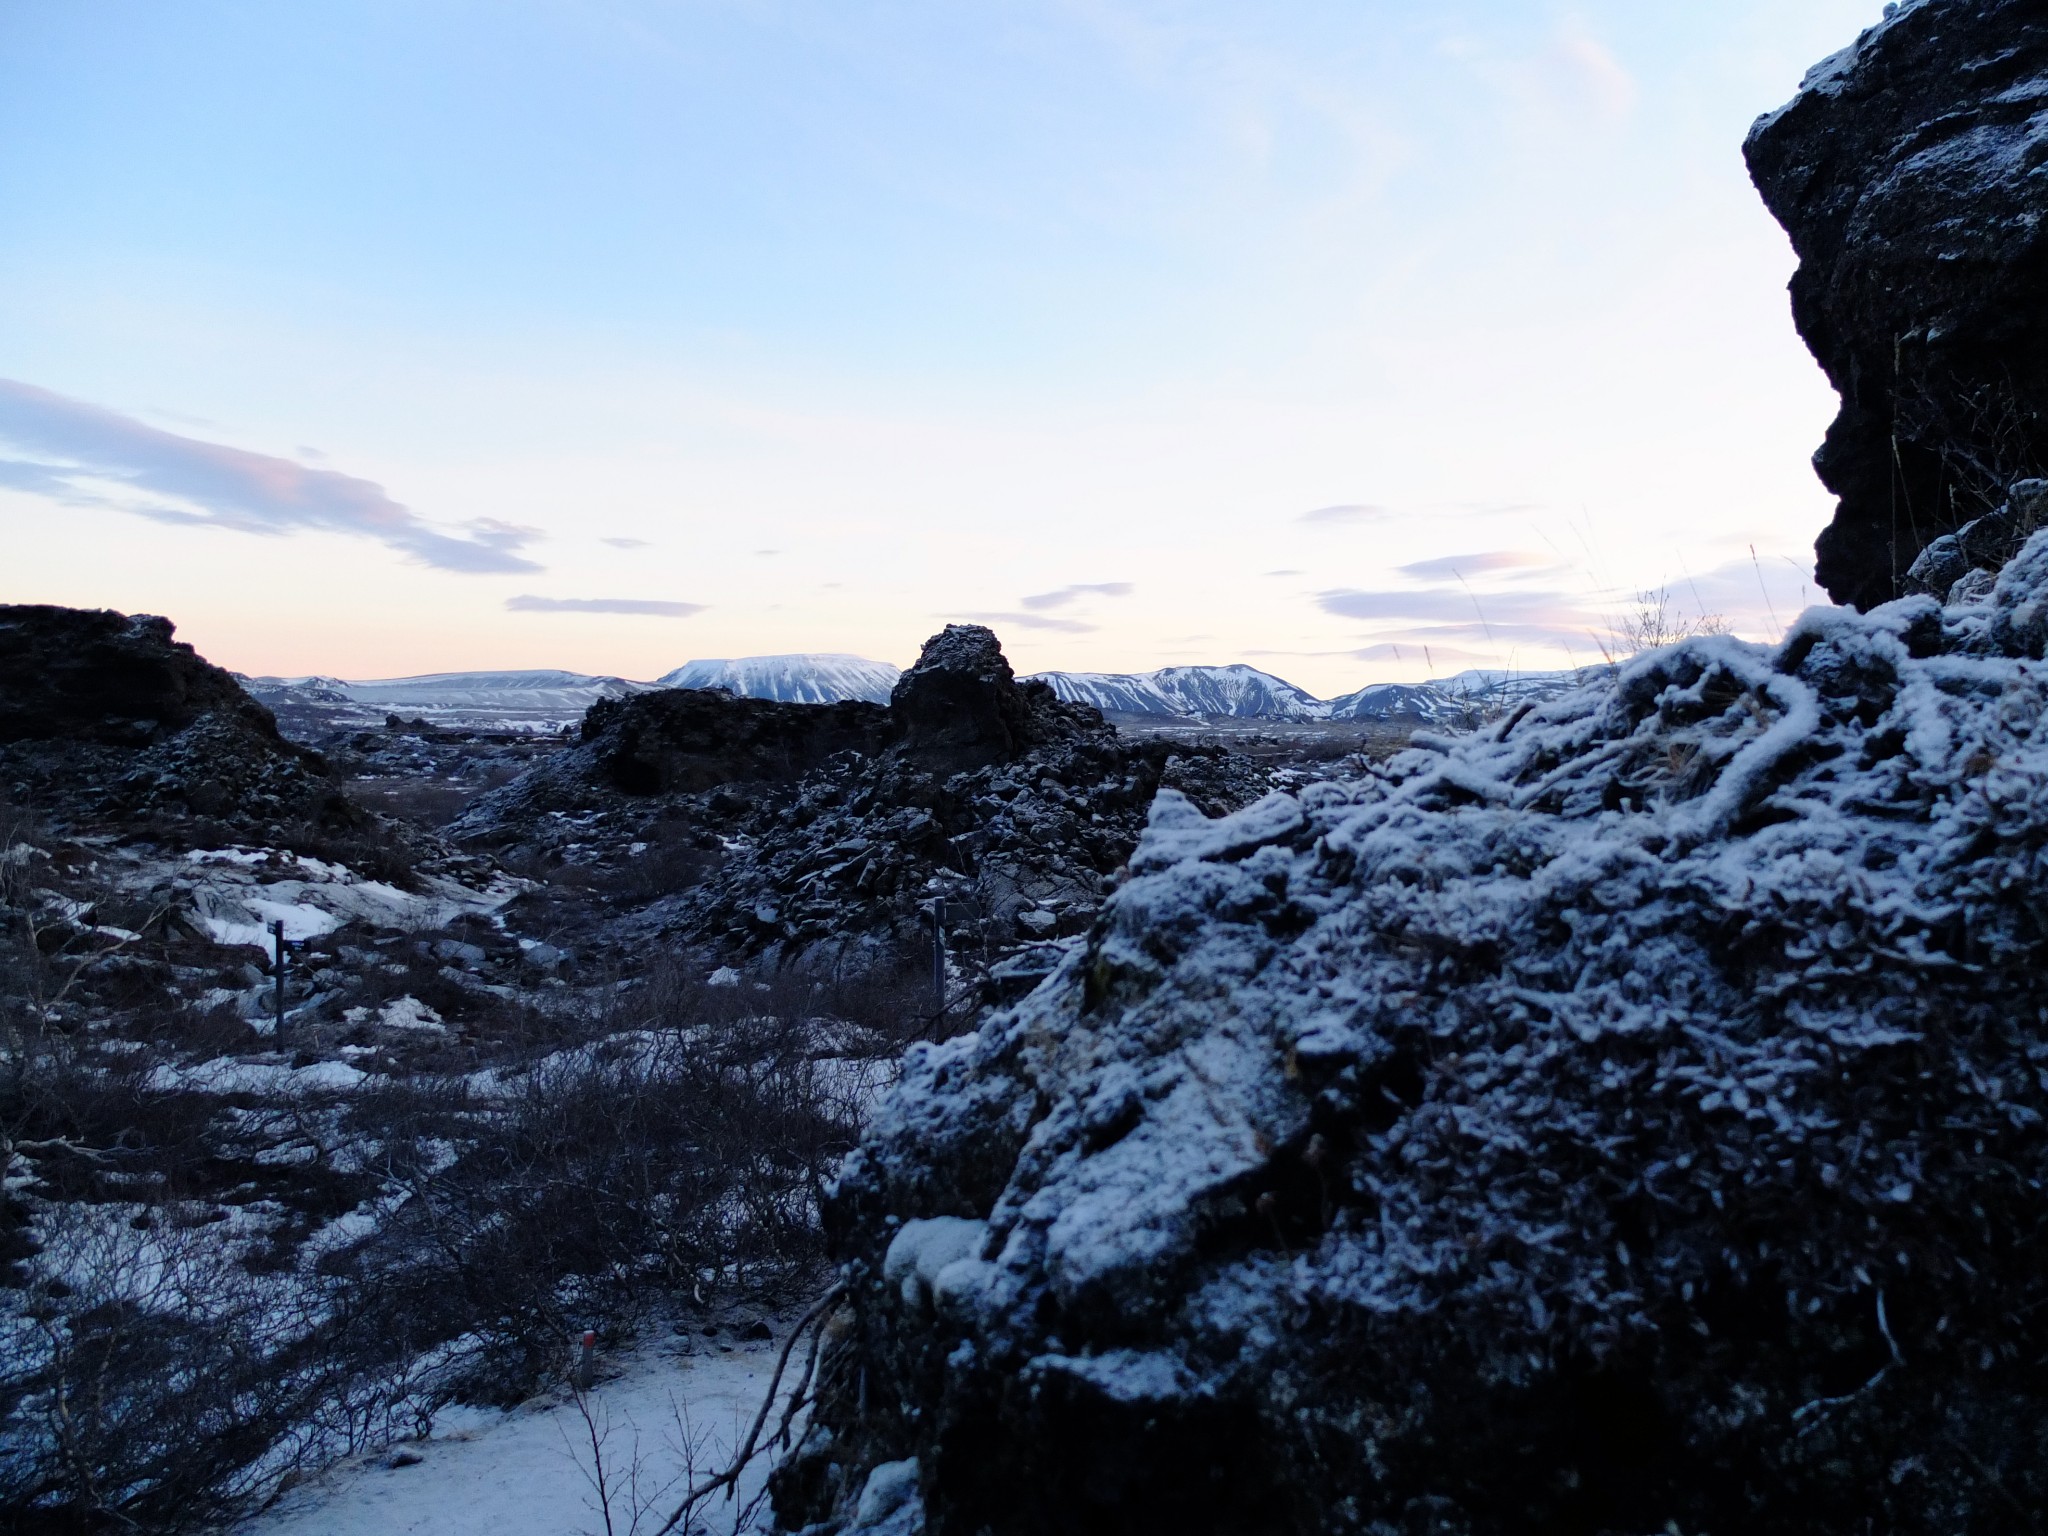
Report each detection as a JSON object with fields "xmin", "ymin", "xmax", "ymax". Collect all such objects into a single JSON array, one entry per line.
[
  {"xmin": 1297, "ymin": 503, "xmax": 1390, "ymax": 525},
  {"xmin": 506, "ymin": 595, "xmax": 704, "ymax": 616},
  {"xmin": 1020, "ymin": 581, "xmax": 1136, "ymax": 611},
  {"xmin": 0, "ymin": 378, "xmax": 542, "ymax": 574},
  {"xmin": 955, "ymin": 610, "xmax": 1096, "ymax": 634}
]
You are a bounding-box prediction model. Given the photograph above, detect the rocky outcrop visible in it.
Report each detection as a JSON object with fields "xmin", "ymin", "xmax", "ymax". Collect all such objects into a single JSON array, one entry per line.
[
  {"xmin": 1746, "ymin": 0, "xmax": 2048, "ymax": 609},
  {"xmin": 776, "ymin": 545, "xmax": 2048, "ymax": 1532},
  {"xmin": 0, "ymin": 604, "xmax": 356, "ymax": 837},
  {"xmin": 888, "ymin": 625, "xmax": 1091, "ymax": 771}
]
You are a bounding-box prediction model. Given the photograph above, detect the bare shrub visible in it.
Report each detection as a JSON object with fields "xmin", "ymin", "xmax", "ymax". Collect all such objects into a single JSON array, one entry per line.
[
  {"xmin": 331, "ymin": 1006, "xmax": 860, "ymax": 1401},
  {"xmin": 1599, "ymin": 587, "xmax": 1730, "ymax": 664}
]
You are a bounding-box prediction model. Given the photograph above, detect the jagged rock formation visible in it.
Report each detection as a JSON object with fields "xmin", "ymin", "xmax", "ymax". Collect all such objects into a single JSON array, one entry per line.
[
  {"xmin": 0, "ymin": 604, "xmax": 356, "ymax": 837},
  {"xmin": 1746, "ymin": 0, "xmax": 2048, "ymax": 609},
  {"xmin": 775, "ymin": 545, "xmax": 2048, "ymax": 1533},
  {"xmin": 887, "ymin": 625, "xmax": 1088, "ymax": 772},
  {"xmin": 455, "ymin": 626, "xmax": 1271, "ymax": 987}
]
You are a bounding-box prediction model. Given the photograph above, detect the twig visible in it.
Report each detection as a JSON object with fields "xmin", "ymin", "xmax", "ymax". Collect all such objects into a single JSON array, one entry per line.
[
  {"xmin": 773, "ymin": 1296, "xmax": 833, "ymax": 1451},
  {"xmin": 653, "ymin": 1283, "xmax": 844, "ymax": 1536}
]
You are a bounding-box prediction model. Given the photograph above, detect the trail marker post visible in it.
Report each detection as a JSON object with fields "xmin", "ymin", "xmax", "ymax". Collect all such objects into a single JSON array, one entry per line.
[
  {"xmin": 575, "ymin": 1330, "xmax": 597, "ymax": 1391},
  {"xmin": 271, "ymin": 919, "xmax": 287, "ymax": 1049}
]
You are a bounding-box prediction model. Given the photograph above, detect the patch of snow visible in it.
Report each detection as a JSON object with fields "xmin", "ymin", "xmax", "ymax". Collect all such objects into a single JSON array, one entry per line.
[
  {"xmin": 850, "ymin": 1458, "xmax": 922, "ymax": 1531},
  {"xmin": 148, "ymin": 1056, "xmax": 369, "ymax": 1095},
  {"xmin": 883, "ymin": 1218, "xmax": 987, "ymax": 1310},
  {"xmin": 239, "ymin": 1331, "xmax": 802, "ymax": 1536}
]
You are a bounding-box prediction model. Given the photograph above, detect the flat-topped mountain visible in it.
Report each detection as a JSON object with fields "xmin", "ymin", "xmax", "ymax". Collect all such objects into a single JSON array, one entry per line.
[{"xmin": 656, "ymin": 652, "xmax": 901, "ymax": 704}]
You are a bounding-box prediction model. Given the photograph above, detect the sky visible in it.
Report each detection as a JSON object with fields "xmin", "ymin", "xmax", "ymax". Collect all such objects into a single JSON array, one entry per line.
[{"xmin": 0, "ymin": 0, "xmax": 1885, "ymax": 693}]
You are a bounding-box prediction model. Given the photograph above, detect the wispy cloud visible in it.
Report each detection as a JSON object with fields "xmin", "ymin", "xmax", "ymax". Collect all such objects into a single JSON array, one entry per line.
[
  {"xmin": 1317, "ymin": 585, "xmax": 1578, "ymax": 625},
  {"xmin": 507, "ymin": 595, "xmax": 704, "ymax": 616},
  {"xmin": 1316, "ymin": 584, "xmax": 1603, "ymax": 652},
  {"xmin": 0, "ymin": 378, "xmax": 542, "ymax": 574},
  {"xmin": 1555, "ymin": 19, "xmax": 1638, "ymax": 120},
  {"xmin": 1021, "ymin": 581, "xmax": 1135, "ymax": 611},
  {"xmin": 1298, "ymin": 503, "xmax": 1389, "ymax": 525},
  {"xmin": 1395, "ymin": 550, "xmax": 1552, "ymax": 581},
  {"xmin": 955, "ymin": 611, "xmax": 1095, "ymax": 634},
  {"xmin": 601, "ymin": 536, "xmax": 652, "ymax": 549},
  {"xmin": 1348, "ymin": 642, "xmax": 1493, "ymax": 667}
]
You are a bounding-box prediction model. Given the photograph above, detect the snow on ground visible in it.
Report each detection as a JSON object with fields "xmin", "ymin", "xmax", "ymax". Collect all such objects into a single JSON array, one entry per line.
[
  {"xmin": 240, "ymin": 1328, "xmax": 804, "ymax": 1536},
  {"xmin": 177, "ymin": 848, "xmax": 522, "ymax": 950}
]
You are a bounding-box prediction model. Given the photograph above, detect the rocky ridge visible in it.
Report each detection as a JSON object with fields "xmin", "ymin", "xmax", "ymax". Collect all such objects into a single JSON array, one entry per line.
[
  {"xmin": 454, "ymin": 625, "xmax": 1276, "ymax": 998},
  {"xmin": 1746, "ymin": 0, "xmax": 2048, "ymax": 609}
]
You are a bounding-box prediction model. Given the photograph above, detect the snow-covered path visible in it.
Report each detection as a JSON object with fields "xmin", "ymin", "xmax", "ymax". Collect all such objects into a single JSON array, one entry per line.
[{"xmin": 240, "ymin": 1332, "xmax": 798, "ymax": 1536}]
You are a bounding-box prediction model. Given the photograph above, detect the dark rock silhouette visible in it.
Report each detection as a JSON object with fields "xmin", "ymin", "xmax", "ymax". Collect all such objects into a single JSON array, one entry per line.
[
  {"xmin": 1746, "ymin": 0, "xmax": 2048, "ymax": 609},
  {"xmin": 0, "ymin": 604, "xmax": 355, "ymax": 836},
  {"xmin": 887, "ymin": 624, "xmax": 1105, "ymax": 770},
  {"xmin": 0, "ymin": 606, "xmax": 262, "ymax": 746}
]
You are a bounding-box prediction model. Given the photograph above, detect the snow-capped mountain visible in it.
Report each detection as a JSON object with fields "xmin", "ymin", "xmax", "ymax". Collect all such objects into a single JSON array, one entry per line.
[
  {"xmin": 241, "ymin": 670, "xmax": 657, "ymax": 732},
  {"xmin": 1029, "ymin": 664, "xmax": 1325, "ymax": 720},
  {"xmin": 1320, "ymin": 682, "xmax": 1464, "ymax": 724},
  {"xmin": 1031, "ymin": 664, "xmax": 1477, "ymax": 723},
  {"xmin": 1427, "ymin": 666, "xmax": 1606, "ymax": 710},
  {"xmin": 656, "ymin": 654, "xmax": 900, "ymax": 704}
]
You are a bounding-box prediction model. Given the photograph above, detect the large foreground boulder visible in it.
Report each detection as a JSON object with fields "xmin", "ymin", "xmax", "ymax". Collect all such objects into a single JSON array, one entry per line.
[
  {"xmin": 776, "ymin": 541, "xmax": 2048, "ymax": 1533},
  {"xmin": 1746, "ymin": 0, "xmax": 2048, "ymax": 609}
]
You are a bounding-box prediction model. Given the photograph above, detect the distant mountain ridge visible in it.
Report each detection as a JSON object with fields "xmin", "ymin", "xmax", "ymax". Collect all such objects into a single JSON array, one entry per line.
[
  {"xmin": 241, "ymin": 654, "xmax": 1601, "ymax": 737},
  {"xmin": 241, "ymin": 669, "xmax": 658, "ymax": 731},
  {"xmin": 1026, "ymin": 663, "xmax": 1592, "ymax": 724},
  {"xmin": 657, "ymin": 654, "xmax": 900, "ymax": 705}
]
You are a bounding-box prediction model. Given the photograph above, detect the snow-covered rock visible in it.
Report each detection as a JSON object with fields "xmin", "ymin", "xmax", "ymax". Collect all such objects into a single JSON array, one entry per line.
[
  {"xmin": 658, "ymin": 654, "xmax": 901, "ymax": 704},
  {"xmin": 777, "ymin": 532, "xmax": 2048, "ymax": 1534}
]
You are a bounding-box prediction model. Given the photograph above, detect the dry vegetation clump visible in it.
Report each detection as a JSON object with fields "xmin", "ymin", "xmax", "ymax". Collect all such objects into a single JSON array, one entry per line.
[{"xmin": 0, "ymin": 805, "xmax": 924, "ymax": 1532}]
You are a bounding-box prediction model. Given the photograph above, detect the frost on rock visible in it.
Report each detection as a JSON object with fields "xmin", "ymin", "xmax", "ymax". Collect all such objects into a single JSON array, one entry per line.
[{"xmin": 778, "ymin": 551, "xmax": 2048, "ymax": 1534}]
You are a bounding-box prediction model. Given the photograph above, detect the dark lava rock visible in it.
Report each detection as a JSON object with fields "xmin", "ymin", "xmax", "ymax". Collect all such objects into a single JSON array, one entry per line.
[
  {"xmin": 452, "ymin": 689, "xmax": 885, "ymax": 834},
  {"xmin": 0, "ymin": 606, "xmax": 258, "ymax": 746},
  {"xmin": 0, "ymin": 604, "xmax": 356, "ymax": 836},
  {"xmin": 888, "ymin": 624, "xmax": 1087, "ymax": 772},
  {"xmin": 773, "ymin": 552, "xmax": 2048, "ymax": 1531},
  {"xmin": 582, "ymin": 688, "xmax": 887, "ymax": 796},
  {"xmin": 1746, "ymin": 0, "xmax": 2048, "ymax": 609}
]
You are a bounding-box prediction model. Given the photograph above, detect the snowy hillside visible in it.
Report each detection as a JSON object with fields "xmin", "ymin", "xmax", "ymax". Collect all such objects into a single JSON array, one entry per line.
[
  {"xmin": 1427, "ymin": 665, "xmax": 1607, "ymax": 711},
  {"xmin": 1029, "ymin": 664, "xmax": 1324, "ymax": 719},
  {"xmin": 242, "ymin": 670, "xmax": 657, "ymax": 732},
  {"xmin": 1031, "ymin": 663, "xmax": 1479, "ymax": 723},
  {"xmin": 657, "ymin": 653, "xmax": 900, "ymax": 704},
  {"xmin": 1320, "ymin": 681, "xmax": 1464, "ymax": 723}
]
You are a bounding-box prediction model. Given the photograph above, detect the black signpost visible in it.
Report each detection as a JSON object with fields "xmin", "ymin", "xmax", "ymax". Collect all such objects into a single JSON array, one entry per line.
[{"xmin": 270, "ymin": 918, "xmax": 288, "ymax": 1049}]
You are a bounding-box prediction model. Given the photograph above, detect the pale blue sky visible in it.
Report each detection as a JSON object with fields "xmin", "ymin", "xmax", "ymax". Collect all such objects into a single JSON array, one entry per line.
[{"xmin": 0, "ymin": 1, "xmax": 1882, "ymax": 689}]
